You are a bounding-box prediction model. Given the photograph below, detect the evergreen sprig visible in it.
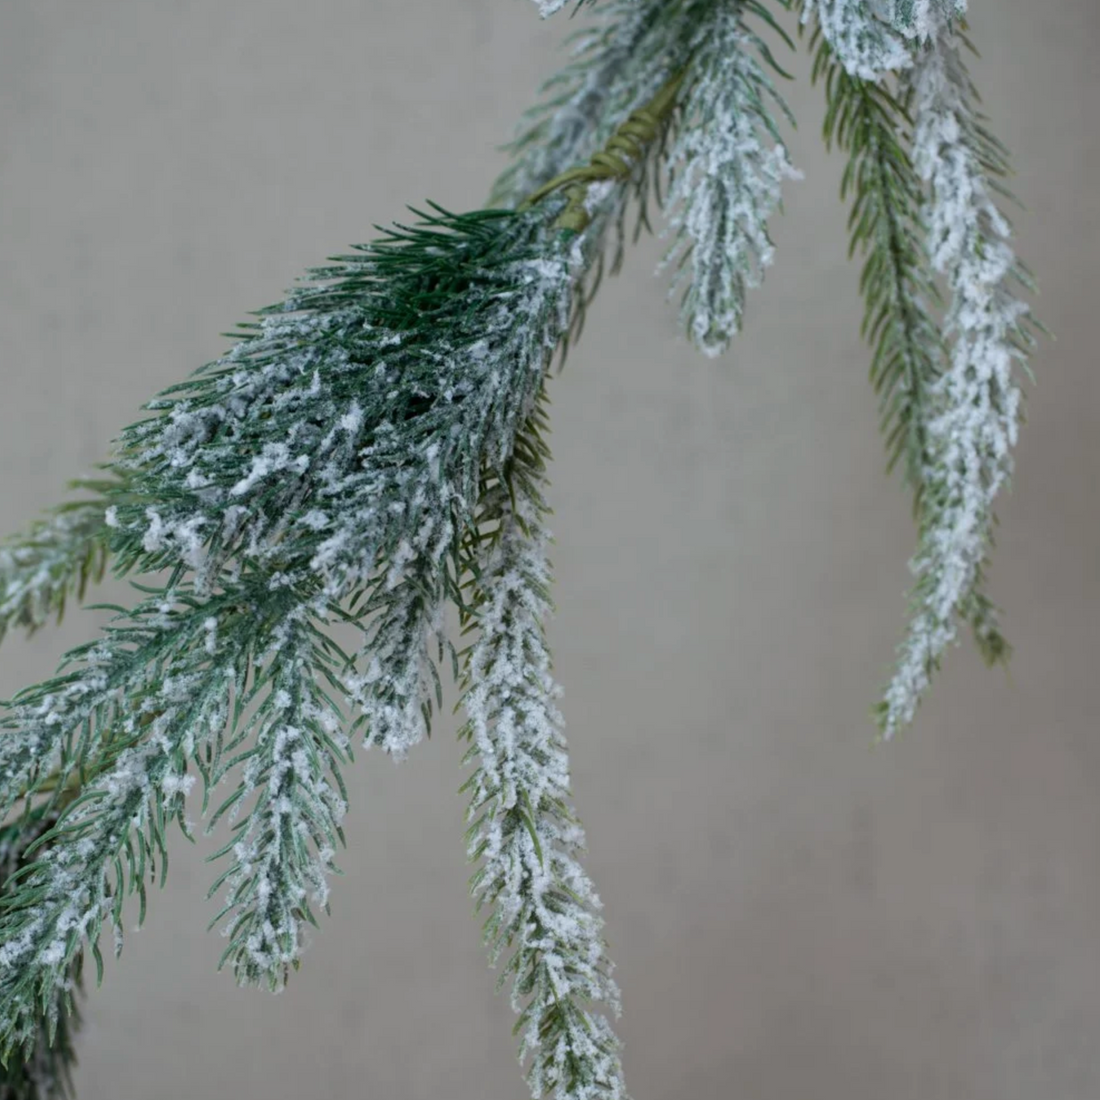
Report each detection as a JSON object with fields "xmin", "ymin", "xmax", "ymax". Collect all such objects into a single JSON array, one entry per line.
[
  {"xmin": 0, "ymin": 809, "xmax": 81, "ymax": 1100},
  {"xmin": 0, "ymin": 486, "xmax": 114, "ymax": 648},
  {"xmin": 660, "ymin": 0, "xmax": 799, "ymax": 356},
  {"xmin": 456, "ymin": 385, "xmax": 626, "ymax": 1100},
  {"xmin": 808, "ymin": 24, "xmax": 944, "ymax": 507},
  {"xmin": 877, "ymin": 12, "xmax": 1038, "ymax": 736}
]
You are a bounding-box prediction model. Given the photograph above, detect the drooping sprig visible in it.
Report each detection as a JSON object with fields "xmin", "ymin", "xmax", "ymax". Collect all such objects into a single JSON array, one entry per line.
[
  {"xmin": 456, "ymin": 385, "xmax": 626, "ymax": 1100},
  {"xmin": 877, "ymin": 13, "xmax": 1038, "ymax": 737},
  {"xmin": 659, "ymin": 0, "xmax": 799, "ymax": 357},
  {"xmin": 808, "ymin": 24, "xmax": 944, "ymax": 506},
  {"xmin": 204, "ymin": 602, "xmax": 351, "ymax": 988}
]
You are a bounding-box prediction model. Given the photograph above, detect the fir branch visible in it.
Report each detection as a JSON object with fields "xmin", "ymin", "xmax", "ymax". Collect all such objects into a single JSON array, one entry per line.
[
  {"xmin": 456, "ymin": 386, "xmax": 626, "ymax": 1100},
  {"xmin": 0, "ymin": 487, "xmax": 114, "ymax": 647},
  {"xmin": 659, "ymin": 1, "xmax": 800, "ymax": 357},
  {"xmin": 808, "ymin": 25, "xmax": 944, "ymax": 503},
  {"xmin": 0, "ymin": 55, "xmax": 688, "ymax": 1060},
  {"xmin": 0, "ymin": 809, "xmax": 81, "ymax": 1100},
  {"xmin": 877, "ymin": 15, "xmax": 1038, "ymax": 737}
]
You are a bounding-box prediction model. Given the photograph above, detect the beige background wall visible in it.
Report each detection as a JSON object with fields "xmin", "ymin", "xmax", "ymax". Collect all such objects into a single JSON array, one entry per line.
[{"xmin": 1, "ymin": 2, "xmax": 1098, "ymax": 1098}]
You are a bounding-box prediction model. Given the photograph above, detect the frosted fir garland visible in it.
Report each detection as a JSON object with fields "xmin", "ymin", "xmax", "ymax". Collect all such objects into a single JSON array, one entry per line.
[
  {"xmin": 878, "ymin": 16, "xmax": 1035, "ymax": 737},
  {"xmin": 0, "ymin": 1, "xmax": 1044, "ymax": 1094},
  {"xmin": 660, "ymin": 2, "xmax": 800, "ymax": 357},
  {"xmin": 458, "ymin": 425, "xmax": 625, "ymax": 1100}
]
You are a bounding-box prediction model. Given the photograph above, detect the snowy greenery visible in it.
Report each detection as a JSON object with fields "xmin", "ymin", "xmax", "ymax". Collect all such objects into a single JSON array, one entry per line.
[
  {"xmin": 877, "ymin": 12, "xmax": 1037, "ymax": 736},
  {"xmin": 0, "ymin": 1, "xmax": 1037, "ymax": 1097},
  {"xmin": 456, "ymin": 386, "xmax": 626, "ymax": 1099},
  {"xmin": 0, "ymin": 486, "xmax": 112, "ymax": 647},
  {"xmin": 660, "ymin": 1, "xmax": 800, "ymax": 356},
  {"xmin": 0, "ymin": 809, "xmax": 80, "ymax": 1100}
]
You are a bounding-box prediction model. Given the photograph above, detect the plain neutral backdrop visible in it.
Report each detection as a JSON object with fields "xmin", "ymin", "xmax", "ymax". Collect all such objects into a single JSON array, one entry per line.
[{"xmin": 1, "ymin": 2, "xmax": 1098, "ymax": 1098}]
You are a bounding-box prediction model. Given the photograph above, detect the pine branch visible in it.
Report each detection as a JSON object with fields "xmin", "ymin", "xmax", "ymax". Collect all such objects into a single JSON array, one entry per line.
[
  {"xmin": 877, "ymin": 14, "xmax": 1038, "ymax": 737},
  {"xmin": 0, "ymin": 31, "xmax": 694, "ymax": 1064},
  {"xmin": 0, "ymin": 485, "xmax": 114, "ymax": 647},
  {"xmin": 0, "ymin": 3, "xmax": 1046, "ymax": 1095},
  {"xmin": 456, "ymin": 385, "xmax": 626, "ymax": 1100},
  {"xmin": 659, "ymin": 1, "xmax": 800, "ymax": 357}
]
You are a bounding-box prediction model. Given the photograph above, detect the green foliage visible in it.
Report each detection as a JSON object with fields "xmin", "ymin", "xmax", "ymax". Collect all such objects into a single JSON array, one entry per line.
[
  {"xmin": 0, "ymin": 4, "xmax": 1044, "ymax": 1098},
  {"xmin": 0, "ymin": 809, "xmax": 81, "ymax": 1098},
  {"xmin": 454, "ymin": 386, "xmax": 627, "ymax": 1100},
  {"xmin": 0, "ymin": 485, "xmax": 114, "ymax": 647},
  {"xmin": 808, "ymin": 26, "xmax": 943, "ymax": 511}
]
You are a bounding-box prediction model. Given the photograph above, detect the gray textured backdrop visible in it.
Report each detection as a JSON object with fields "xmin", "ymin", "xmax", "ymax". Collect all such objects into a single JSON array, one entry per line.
[{"xmin": 1, "ymin": 2, "xmax": 1098, "ymax": 1098}]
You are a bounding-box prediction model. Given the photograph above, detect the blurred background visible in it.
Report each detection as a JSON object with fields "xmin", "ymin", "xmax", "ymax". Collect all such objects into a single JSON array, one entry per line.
[{"xmin": 1, "ymin": 1, "xmax": 1098, "ymax": 1098}]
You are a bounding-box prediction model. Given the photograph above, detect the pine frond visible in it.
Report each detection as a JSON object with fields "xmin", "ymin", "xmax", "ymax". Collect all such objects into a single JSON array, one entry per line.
[
  {"xmin": 809, "ymin": 26, "xmax": 944, "ymax": 503},
  {"xmin": 0, "ymin": 808, "xmax": 81, "ymax": 1098},
  {"xmin": 0, "ymin": 485, "xmax": 114, "ymax": 647},
  {"xmin": 344, "ymin": 558, "xmax": 448, "ymax": 758},
  {"xmin": 660, "ymin": 2, "xmax": 799, "ymax": 357},
  {"xmin": 876, "ymin": 16, "xmax": 1038, "ymax": 737},
  {"xmin": 0, "ymin": 575, "xmax": 260, "ymax": 1054},
  {"xmin": 456, "ymin": 386, "xmax": 626, "ymax": 1100},
  {"xmin": 205, "ymin": 606, "xmax": 350, "ymax": 989}
]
